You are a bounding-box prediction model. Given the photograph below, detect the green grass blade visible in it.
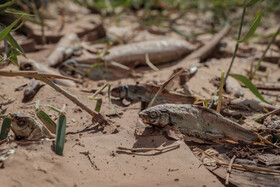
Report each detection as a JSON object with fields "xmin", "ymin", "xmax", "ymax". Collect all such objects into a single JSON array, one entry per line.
[
  {"xmin": 55, "ymin": 114, "xmax": 66, "ymax": 156},
  {"xmin": 94, "ymin": 98, "xmax": 102, "ymax": 112},
  {"xmin": 0, "ymin": 116, "xmax": 11, "ymax": 140},
  {"xmin": 238, "ymin": 10, "xmax": 263, "ymax": 43},
  {"xmin": 246, "ymin": 0, "xmax": 260, "ymax": 7},
  {"xmin": 250, "ymin": 25, "xmax": 280, "ymax": 79},
  {"xmin": 0, "ymin": 115, "xmax": 8, "ymax": 119},
  {"xmin": 4, "ymin": 8, "xmax": 32, "ymax": 18},
  {"xmin": 0, "ymin": 0, "xmax": 14, "ymax": 12},
  {"xmin": 88, "ymin": 83, "xmax": 108, "ymax": 99},
  {"xmin": 36, "ymin": 109, "xmax": 56, "ymax": 134},
  {"xmin": 9, "ymin": 48, "xmax": 19, "ymax": 66},
  {"xmin": 46, "ymin": 104, "xmax": 62, "ymax": 113},
  {"xmin": 108, "ymin": 84, "xmax": 120, "ymax": 117},
  {"xmin": 229, "ymin": 74, "xmax": 268, "ymax": 103},
  {"xmin": 6, "ymin": 33, "xmax": 24, "ymax": 53},
  {"xmin": 0, "ymin": 16, "xmax": 22, "ymax": 41}
]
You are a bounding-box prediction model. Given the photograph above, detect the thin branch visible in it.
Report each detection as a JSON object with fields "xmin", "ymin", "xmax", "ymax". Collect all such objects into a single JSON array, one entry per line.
[
  {"xmin": 0, "ymin": 70, "xmax": 81, "ymax": 83},
  {"xmin": 194, "ymin": 148, "xmax": 280, "ymax": 174},
  {"xmin": 39, "ymin": 77, "xmax": 108, "ymax": 125},
  {"xmin": 117, "ymin": 143, "xmax": 180, "ymax": 152},
  {"xmin": 255, "ymin": 107, "xmax": 280, "ymax": 122},
  {"xmin": 254, "ymin": 83, "xmax": 280, "ymax": 91},
  {"xmin": 178, "ymin": 23, "xmax": 231, "ymax": 66},
  {"xmin": 225, "ymin": 155, "xmax": 236, "ymax": 185},
  {"xmin": 148, "ymin": 68, "xmax": 187, "ymax": 108}
]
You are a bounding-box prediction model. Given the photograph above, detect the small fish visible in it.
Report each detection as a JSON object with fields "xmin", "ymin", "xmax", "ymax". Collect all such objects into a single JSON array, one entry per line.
[
  {"xmin": 111, "ymin": 84, "xmax": 199, "ymax": 109},
  {"xmin": 22, "ymin": 79, "xmax": 45, "ymax": 103},
  {"xmin": 229, "ymin": 98, "xmax": 278, "ymax": 112},
  {"xmin": 139, "ymin": 104, "xmax": 259, "ymax": 143},
  {"xmin": 105, "ymin": 38, "xmax": 195, "ymax": 67},
  {"xmin": 10, "ymin": 113, "xmax": 55, "ymax": 140}
]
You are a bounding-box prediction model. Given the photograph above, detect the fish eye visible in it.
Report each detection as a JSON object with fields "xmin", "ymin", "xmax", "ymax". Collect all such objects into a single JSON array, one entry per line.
[
  {"xmin": 149, "ymin": 111, "xmax": 158, "ymax": 118},
  {"xmin": 18, "ymin": 119, "xmax": 25, "ymax": 126}
]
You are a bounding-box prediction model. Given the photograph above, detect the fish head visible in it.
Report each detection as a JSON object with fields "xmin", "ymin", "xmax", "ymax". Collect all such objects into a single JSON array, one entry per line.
[
  {"xmin": 10, "ymin": 112, "xmax": 34, "ymax": 138},
  {"xmin": 139, "ymin": 106, "xmax": 170, "ymax": 128},
  {"xmin": 111, "ymin": 85, "xmax": 127, "ymax": 99}
]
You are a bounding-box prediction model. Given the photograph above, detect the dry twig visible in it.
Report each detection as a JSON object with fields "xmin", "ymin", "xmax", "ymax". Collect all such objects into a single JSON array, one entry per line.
[
  {"xmin": 39, "ymin": 78, "xmax": 108, "ymax": 125},
  {"xmin": 148, "ymin": 68, "xmax": 187, "ymax": 108},
  {"xmin": 0, "ymin": 70, "xmax": 80, "ymax": 83},
  {"xmin": 255, "ymin": 107, "xmax": 280, "ymax": 122},
  {"xmin": 194, "ymin": 148, "xmax": 280, "ymax": 174},
  {"xmin": 225, "ymin": 155, "xmax": 236, "ymax": 185},
  {"xmin": 178, "ymin": 24, "xmax": 231, "ymax": 66},
  {"xmin": 0, "ymin": 70, "xmax": 108, "ymax": 124},
  {"xmin": 117, "ymin": 143, "xmax": 180, "ymax": 153},
  {"xmin": 254, "ymin": 83, "xmax": 280, "ymax": 91},
  {"xmin": 80, "ymin": 151, "xmax": 99, "ymax": 170}
]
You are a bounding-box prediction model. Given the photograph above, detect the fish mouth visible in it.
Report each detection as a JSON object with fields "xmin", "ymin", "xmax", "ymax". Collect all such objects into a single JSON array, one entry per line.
[{"xmin": 138, "ymin": 111, "xmax": 149, "ymax": 123}]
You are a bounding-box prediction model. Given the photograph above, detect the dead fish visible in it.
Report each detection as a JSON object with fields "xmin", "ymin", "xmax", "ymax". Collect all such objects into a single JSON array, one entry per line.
[
  {"xmin": 139, "ymin": 104, "xmax": 259, "ymax": 143},
  {"xmin": 111, "ymin": 84, "xmax": 199, "ymax": 109},
  {"xmin": 60, "ymin": 59, "xmax": 133, "ymax": 80},
  {"xmin": 105, "ymin": 38, "xmax": 195, "ymax": 67},
  {"xmin": 229, "ymin": 98, "xmax": 278, "ymax": 112},
  {"xmin": 22, "ymin": 79, "xmax": 45, "ymax": 103},
  {"xmin": 10, "ymin": 112, "xmax": 55, "ymax": 140}
]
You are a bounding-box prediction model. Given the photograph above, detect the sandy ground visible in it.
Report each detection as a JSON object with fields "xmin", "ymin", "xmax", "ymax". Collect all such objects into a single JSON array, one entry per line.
[
  {"xmin": 1, "ymin": 3, "xmax": 280, "ymax": 186},
  {"xmin": 0, "ymin": 41, "xmax": 279, "ymax": 186},
  {"xmin": 0, "ymin": 55, "xmax": 224, "ymax": 186}
]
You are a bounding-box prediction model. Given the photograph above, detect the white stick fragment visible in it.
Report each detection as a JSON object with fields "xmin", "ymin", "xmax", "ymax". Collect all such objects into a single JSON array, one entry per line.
[{"xmin": 47, "ymin": 33, "xmax": 80, "ymax": 67}]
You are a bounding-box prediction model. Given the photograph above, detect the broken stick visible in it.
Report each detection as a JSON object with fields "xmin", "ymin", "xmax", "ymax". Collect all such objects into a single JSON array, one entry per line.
[
  {"xmin": 117, "ymin": 143, "xmax": 180, "ymax": 153},
  {"xmin": 194, "ymin": 148, "xmax": 280, "ymax": 174},
  {"xmin": 225, "ymin": 155, "xmax": 236, "ymax": 185},
  {"xmin": 0, "ymin": 70, "xmax": 80, "ymax": 83},
  {"xmin": 39, "ymin": 77, "xmax": 108, "ymax": 125},
  {"xmin": 178, "ymin": 24, "xmax": 231, "ymax": 66},
  {"xmin": 254, "ymin": 83, "xmax": 280, "ymax": 91},
  {"xmin": 148, "ymin": 68, "xmax": 187, "ymax": 108},
  {"xmin": 0, "ymin": 71, "xmax": 108, "ymax": 125}
]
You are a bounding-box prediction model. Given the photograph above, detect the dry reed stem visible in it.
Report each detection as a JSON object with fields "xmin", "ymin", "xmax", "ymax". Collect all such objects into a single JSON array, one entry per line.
[
  {"xmin": 194, "ymin": 148, "xmax": 280, "ymax": 174},
  {"xmin": 225, "ymin": 155, "xmax": 236, "ymax": 185},
  {"xmin": 0, "ymin": 70, "xmax": 81, "ymax": 83},
  {"xmin": 118, "ymin": 143, "xmax": 180, "ymax": 152},
  {"xmin": 39, "ymin": 77, "xmax": 108, "ymax": 125}
]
